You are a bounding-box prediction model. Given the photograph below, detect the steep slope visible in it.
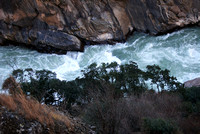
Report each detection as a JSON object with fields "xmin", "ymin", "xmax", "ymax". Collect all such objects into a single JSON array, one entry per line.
[
  {"xmin": 0, "ymin": 0, "xmax": 200, "ymax": 53},
  {"xmin": 0, "ymin": 76, "xmax": 92, "ymax": 134}
]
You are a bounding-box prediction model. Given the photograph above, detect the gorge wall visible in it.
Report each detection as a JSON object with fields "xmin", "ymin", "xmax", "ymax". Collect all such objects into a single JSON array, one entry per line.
[{"xmin": 0, "ymin": 0, "xmax": 200, "ymax": 53}]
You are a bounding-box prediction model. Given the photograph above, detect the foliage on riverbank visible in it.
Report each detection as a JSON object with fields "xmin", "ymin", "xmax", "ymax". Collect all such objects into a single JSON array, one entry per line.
[
  {"xmin": 11, "ymin": 62, "xmax": 182, "ymax": 107},
  {"xmin": 2, "ymin": 62, "xmax": 200, "ymax": 133}
]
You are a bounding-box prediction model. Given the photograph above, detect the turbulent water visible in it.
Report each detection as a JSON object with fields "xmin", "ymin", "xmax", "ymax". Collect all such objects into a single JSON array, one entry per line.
[{"xmin": 0, "ymin": 27, "xmax": 200, "ymax": 87}]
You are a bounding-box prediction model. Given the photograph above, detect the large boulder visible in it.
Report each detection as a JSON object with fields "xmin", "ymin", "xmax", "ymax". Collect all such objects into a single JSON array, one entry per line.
[
  {"xmin": 184, "ymin": 77, "xmax": 200, "ymax": 88},
  {"xmin": 0, "ymin": 0, "xmax": 125, "ymax": 53},
  {"xmin": 0, "ymin": 0, "xmax": 200, "ymax": 53}
]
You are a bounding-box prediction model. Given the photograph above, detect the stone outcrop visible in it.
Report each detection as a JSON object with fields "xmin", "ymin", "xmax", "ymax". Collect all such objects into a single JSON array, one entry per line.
[
  {"xmin": 0, "ymin": 0, "xmax": 200, "ymax": 53},
  {"xmin": 184, "ymin": 77, "xmax": 200, "ymax": 88}
]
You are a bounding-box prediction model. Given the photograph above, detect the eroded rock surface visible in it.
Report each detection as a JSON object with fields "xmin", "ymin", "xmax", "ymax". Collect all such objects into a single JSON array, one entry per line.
[
  {"xmin": 0, "ymin": 0, "xmax": 200, "ymax": 53},
  {"xmin": 127, "ymin": 0, "xmax": 200, "ymax": 34},
  {"xmin": 184, "ymin": 77, "xmax": 200, "ymax": 88}
]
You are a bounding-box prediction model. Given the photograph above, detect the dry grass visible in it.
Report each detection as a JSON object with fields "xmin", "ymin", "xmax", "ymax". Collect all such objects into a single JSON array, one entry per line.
[
  {"xmin": 0, "ymin": 95, "xmax": 17, "ymax": 111},
  {"xmin": 0, "ymin": 94, "xmax": 73, "ymax": 130},
  {"xmin": 0, "ymin": 76, "xmax": 73, "ymax": 130},
  {"xmin": 2, "ymin": 76, "xmax": 23, "ymax": 95}
]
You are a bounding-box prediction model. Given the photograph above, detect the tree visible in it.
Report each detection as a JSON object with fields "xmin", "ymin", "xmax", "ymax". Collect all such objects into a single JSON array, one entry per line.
[{"xmin": 145, "ymin": 65, "xmax": 181, "ymax": 92}]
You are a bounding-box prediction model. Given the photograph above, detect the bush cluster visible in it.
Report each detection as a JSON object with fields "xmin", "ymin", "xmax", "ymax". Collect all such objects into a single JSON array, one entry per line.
[
  {"xmin": 11, "ymin": 62, "xmax": 182, "ymax": 107},
  {"xmin": 9, "ymin": 61, "xmax": 200, "ymax": 134},
  {"xmin": 143, "ymin": 118, "xmax": 178, "ymax": 134}
]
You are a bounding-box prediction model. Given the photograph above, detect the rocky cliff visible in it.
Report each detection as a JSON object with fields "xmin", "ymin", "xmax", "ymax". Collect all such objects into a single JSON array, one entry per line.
[{"xmin": 0, "ymin": 0, "xmax": 200, "ymax": 53}]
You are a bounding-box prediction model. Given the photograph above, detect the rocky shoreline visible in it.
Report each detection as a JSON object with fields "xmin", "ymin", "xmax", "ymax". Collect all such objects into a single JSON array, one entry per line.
[{"xmin": 0, "ymin": 0, "xmax": 200, "ymax": 54}]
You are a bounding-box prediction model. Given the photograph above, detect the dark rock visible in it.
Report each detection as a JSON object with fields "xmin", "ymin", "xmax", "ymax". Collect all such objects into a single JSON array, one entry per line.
[
  {"xmin": 0, "ymin": 38, "xmax": 2, "ymax": 45},
  {"xmin": 184, "ymin": 77, "xmax": 200, "ymax": 88},
  {"xmin": 126, "ymin": 0, "xmax": 200, "ymax": 35},
  {"xmin": 32, "ymin": 30, "xmax": 82, "ymax": 51},
  {"xmin": 0, "ymin": 107, "xmax": 47, "ymax": 134}
]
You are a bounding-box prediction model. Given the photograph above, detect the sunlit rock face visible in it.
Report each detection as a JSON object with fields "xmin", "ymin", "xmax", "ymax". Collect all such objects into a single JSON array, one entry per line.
[{"xmin": 0, "ymin": 0, "xmax": 200, "ymax": 53}]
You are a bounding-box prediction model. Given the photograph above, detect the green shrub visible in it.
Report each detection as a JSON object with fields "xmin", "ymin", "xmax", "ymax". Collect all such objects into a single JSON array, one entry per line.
[
  {"xmin": 145, "ymin": 65, "xmax": 181, "ymax": 92},
  {"xmin": 180, "ymin": 87, "xmax": 200, "ymax": 115},
  {"xmin": 12, "ymin": 69, "xmax": 82, "ymax": 108},
  {"xmin": 182, "ymin": 87, "xmax": 200, "ymax": 103},
  {"xmin": 11, "ymin": 62, "xmax": 182, "ymax": 109},
  {"xmin": 143, "ymin": 118, "xmax": 178, "ymax": 134},
  {"xmin": 82, "ymin": 61, "xmax": 147, "ymax": 96},
  {"xmin": 82, "ymin": 62, "xmax": 181, "ymax": 95}
]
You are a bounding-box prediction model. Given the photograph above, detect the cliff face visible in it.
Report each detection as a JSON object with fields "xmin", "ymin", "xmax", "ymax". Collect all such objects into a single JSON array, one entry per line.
[
  {"xmin": 0, "ymin": 0, "xmax": 200, "ymax": 53},
  {"xmin": 127, "ymin": 0, "xmax": 200, "ymax": 34}
]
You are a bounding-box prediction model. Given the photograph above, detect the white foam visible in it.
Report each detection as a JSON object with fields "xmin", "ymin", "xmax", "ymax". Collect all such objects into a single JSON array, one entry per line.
[
  {"xmin": 157, "ymin": 29, "xmax": 184, "ymax": 40},
  {"xmin": 188, "ymin": 48, "xmax": 200, "ymax": 58},
  {"xmin": 0, "ymin": 27, "xmax": 200, "ymax": 86},
  {"xmin": 0, "ymin": 89, "xmax": 9, "ymax": 95},
  {"xmin": 54, "ymin": 55, "xmax": 80, "ymax": 80},
  {"xmin": 103, "ymin": 51, "xmax": 121, "ymax": 65}
]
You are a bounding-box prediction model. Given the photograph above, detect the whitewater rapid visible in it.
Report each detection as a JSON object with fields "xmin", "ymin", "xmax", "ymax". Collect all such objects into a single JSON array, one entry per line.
[{"xmin": 0, "ymin": 27, "xmax": 200, "ymax": 87}]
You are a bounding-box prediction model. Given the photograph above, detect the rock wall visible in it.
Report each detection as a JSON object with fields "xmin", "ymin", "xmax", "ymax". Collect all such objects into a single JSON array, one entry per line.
[
  {"xmin": 0, "ymin": 0, "xmax": 200, "ymax": 53},
  {"xmin": 127, "ymin": 0, "xmax": 200, "ymax": 34}
]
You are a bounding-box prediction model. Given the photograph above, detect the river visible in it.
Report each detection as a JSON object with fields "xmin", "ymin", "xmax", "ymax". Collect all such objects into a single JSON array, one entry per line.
[{"xmin": 0, "ymin": 27, "xmax": 200, "ymax": 87}]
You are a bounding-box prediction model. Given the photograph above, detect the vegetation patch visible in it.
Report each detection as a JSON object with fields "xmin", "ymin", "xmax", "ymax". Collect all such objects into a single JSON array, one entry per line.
[
  {"xmin": 2, "ymin": 61, "xmax": 200, "ymax": 134},
  {"xmin": 1, "ymin": 77, "xmax": 73, "ymax": 131}
]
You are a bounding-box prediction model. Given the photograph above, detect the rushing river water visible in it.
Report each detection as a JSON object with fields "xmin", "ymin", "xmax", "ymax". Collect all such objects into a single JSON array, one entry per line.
[{"xmin": 0, "ymin": 27, "xmax": 200, "ymax": 87}]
